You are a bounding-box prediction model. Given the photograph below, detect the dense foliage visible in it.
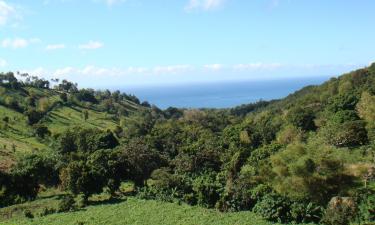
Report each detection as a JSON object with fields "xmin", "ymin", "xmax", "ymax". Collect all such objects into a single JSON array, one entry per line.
[{"xmin": 1, "ymin": 65, "xmax": 375, "ymax": 224}]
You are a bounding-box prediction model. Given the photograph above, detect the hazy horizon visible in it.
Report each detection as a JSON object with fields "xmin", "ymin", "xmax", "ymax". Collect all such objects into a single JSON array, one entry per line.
[{"xmin": 113, "ymin": 76, "xmax": 330, "ymax": 109}]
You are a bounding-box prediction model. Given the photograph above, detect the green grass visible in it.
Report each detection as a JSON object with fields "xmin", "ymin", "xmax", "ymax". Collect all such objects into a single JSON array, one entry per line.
[
  {"xmin": 44, "ymin": 105, "xmax": 119, "ymax": 134},
  {"xmin": 0, "ymin": 86, "xmax": 126, "ymax": 171},
  {"xmin": 0, "ymin": 105, "xmax": 48, "ymax": 170},
  {"xmin": 0, "ymin": 102, "xmax": 120, "ymax": 171},
  {"xmin": 0, "ymin": 191, "xmax": 62, "ymax": 223},
  {"xmin": 2, "ymin": 197, "xmax": 280, "ymax": 225}
]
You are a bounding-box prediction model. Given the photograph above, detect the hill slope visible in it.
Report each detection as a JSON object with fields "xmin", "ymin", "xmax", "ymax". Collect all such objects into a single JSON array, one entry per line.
[
  {"xmin": 0, "ymin": 65, "xmax": 374, "ymax": 225},
  {"xmin": 0, "ymin": 77, "xmax": 146, "ymax": 171},
  {"xmin": 2, "ymin": 197, "xmax": 280, "ymax": 225}
]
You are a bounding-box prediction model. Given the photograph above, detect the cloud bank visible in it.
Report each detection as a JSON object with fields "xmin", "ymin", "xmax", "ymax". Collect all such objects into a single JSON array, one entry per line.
[
  {"xmin": 185, "ymin": 0, "xmax": 225, "ymax": 11},
  {"xmin": 78, "ymin": 41, "xmax": 103, "ymax": 50},
  {"xmin": 1, "ymin": 38, "xmax": 41, "ymax": 49},
  {"xmin": 0, "ymin": 1, "xmax": 15, "ymax": 26}
]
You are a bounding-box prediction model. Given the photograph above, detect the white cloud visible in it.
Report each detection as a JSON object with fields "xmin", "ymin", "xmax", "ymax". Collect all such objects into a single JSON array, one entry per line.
[
  {"xmin": 78, "ymin": 41, "xmax": 103, "ymax": 50},
  {"xmin": 0, "ymin": 58, "xmax": 7, "ymax": 67},
  {"xmin": 81, "ymin": 66, "xmax": 113, "ymax": 76},
  {"xmin": 185, "ymin": 0, "xmax": 225, "ymax": 11},
  {"xmin": 233, "ymin": 63, "xmax": 283, "ymax": 70},
  {"xmin": 53, "ymin": 67, "xmax": 76, "ymax": 77},
  {"xmin": 23, "ymin": 63, "xmax": 365, "ymax": 80},
  {"xmin": 101, "ymin": 0, "xmax": 126, "ymax": 6},
  {"xmin": 21, "ymin": 67, "xmax": 49, "ymax": 77},
  {"xmin": 2, "ymin": 38, "xmax": 27, "ymax": 48},
  {"xmin": 46, "ymin": 44, "xmax": 66, "ymax": 50},
  {"xmin": 269, "ymin": 0, "xmax": 292, "ymax": 8},
  {"xmin": 0, "ymin": 1, "xmax": 16, "ymax": 26},
  {"xmin": 1, "ymin": 38, "xmax": 41, "ymax": 49},
  {"xmin": 20, "ymin": 63, "xmax": 368, "ymax": 88},
  {"xmin": 204, "ymin": 64, "xmax": 223, "ymax": 71},
  {"xmin": 44, "ymin": 0, "xmax": 127, "ymax": 6},
  {"xmin": 270, "ymin": 0, "xmax": 280, "ymax": 8},
  {"xmin": 22, "ymin": 64, "xmax": 194, "ymax": 80},
  {"xmin": 153, "ymin": 65, "xmax": 193, "ymax": 74}
]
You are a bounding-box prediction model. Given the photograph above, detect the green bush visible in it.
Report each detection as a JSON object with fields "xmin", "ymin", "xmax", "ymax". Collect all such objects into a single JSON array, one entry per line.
[
  {"xmin": 321, "ymin": 197, "xmax": 358, "ymax": 225},
  {"xmin": 192, "ymin": 173, "xmax": 224, "ymax": 208},
  {"xmin": 286, "ymin": 106, "xmax": 316, "ymax": 131},
  {"xmin": 136, "ymin": 186, "xmax": 176, "ymax": 203},
  {"xmin": 11, "ymin": 153, "xmax": 59, "ymax": 187},
  {"xmin": 25, "ymin": 109, "xmax": 44, "ymax": 125},
  {"xmin": 39, "ymin": 207, "xmax": 56, "ymax": 217},
  {"xmin": 58, "ymin": 194, "xmax": 76, "ymax": 212},
  {"xmin": 33, "ymin": 124, "xmax": 51, "ymax": 139},
  {"xmin": 290, "ymin": 201, "xmax": 323, "ymax": 223},
  {"xmin": 321, "ymin": 120, "xmax": 368, "ymax": 147},
  {"xmin": 253, "ymin": 193, "xmax": 292, "ymax": 223},
  {"xmin": 76, "ymin": 194, "xmax": 88, "ymax": 208},
  {"xmin": 356, "ymin": 189, "xmax": 375, "ymax": 222},
  {"xmin": 23, "ymin": 210, "xmax": 34, "ymax": 219}
]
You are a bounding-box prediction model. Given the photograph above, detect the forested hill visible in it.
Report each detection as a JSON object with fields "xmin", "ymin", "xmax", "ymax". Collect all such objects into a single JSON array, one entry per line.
[
  {"xmin": 230, "ymin": 63, "xmax": 375, "ymax": 117},
  {"xmin": 0, "ymin": 73, "xmax": 148, "ymax": 171},
  {"xmin": 0, "ymin": 64, "xmax": 374, "ymax": 225}
]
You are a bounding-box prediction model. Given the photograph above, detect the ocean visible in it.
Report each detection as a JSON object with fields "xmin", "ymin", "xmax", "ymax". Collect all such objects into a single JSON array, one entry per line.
[{"xmin": 118, "ymin": 77, "xmax": 330, "ymax": 109}]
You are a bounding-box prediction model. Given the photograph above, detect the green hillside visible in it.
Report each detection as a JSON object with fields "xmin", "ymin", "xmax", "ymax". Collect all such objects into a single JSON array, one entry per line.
[
  {"xmin": 0, "ymin": 66, "xmax": 374, "ymax": 225},
  {"xmin": 0, "ymin": 75, "xmax": 145, "ymax": 171}
]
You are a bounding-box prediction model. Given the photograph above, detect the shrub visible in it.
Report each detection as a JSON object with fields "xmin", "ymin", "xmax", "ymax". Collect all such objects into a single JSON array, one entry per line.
[
  {"xmin": 59, "ymin": 161, "xmax": 99, "ymax": 198},
  {"xmin": 4, "ymin": 96, "xmax": 22, "ymax": 112},
  {"xmin": 74, "ymin": 89, "xmax": 98, "ymax": 103},
  {"xmin": 39, "ymin": 207, "xmax": 56, "ymax": 217},
  {"xmin": 321, "ymin": 197, "xmax": 358, "ymax": 225},
  {"xmin": 192, "ymin": 173, "xmax": 224, "ymax": 208},
  {"xmin": 57, "ymin": 127, "xmax": 119, "ymax": 154},
  {"xmin": 60, "ymin": 149, "xmax": 124, "ymax": 199},
  {"xmin": 356, "ymin": 189, "xmax": 375, "ymax": 222},
  {"xmin": 150, "ymin": 168, "xmax": 179, "ymax": 190},
  {"xmin": 12, "ymin": 153, "xmax": 59, "ymax": 187},
  {"xmin": 33, "ymin": 124, "xmax": 51, "ymax": 139},
  {"xmin": 23, "ymin": 210, "xmax": 34, "ymax": 219},
  {"xmin": 321, "ymin": 121, "xmax": 368, "ymax": 147},
  {"xmin": 331, "ymin": 110, "xmax": 359, "ymax": 124},
  {"xmin": 253, "ymin": 193, "xmax": 292, "ymax": 223},
  {"xmin": 290, "ymin": 201, "xmax": 323, "ymax": 223},
  {"xmin": 220, "ymin": 183, "xmax": 272, "ymax": 212},
  {"xmin": 136, "ymin": 186, "xmax": 176, "ymax": 203},
  {"xmin": 327, "ymin": 92, "xmax": 359, "ymax": 112},
  {"xmin": 59, "ymin": 92, "xmax": 68, "ymax": 103},
  {"xmin": 0, "ymin": 170, "xmax": 39, "ymax": 207},
  {"xmin": 37, "ymin": 97, "xmax": 51, "ymax": 112},
  {"xmin": 76, "ymin": 194, "xmax": 88, "ymax": 208},
  {"xmin": 58, "ymin": 194, "xmax": 76, "ymax": 212},
  {"xmin": 286, "ymin": 106, "xmax": 316, "ymax": 131},
  {"xmin": 120, "ymin": 138, "xmax": 166, "ymax": 186},
  {"xmin": 2, "ymin": 116, "xmax": 9, "ymax": 123},
  {"xmin": 25, "ymin": 109, "xmax": 44, "ymax": 125}
]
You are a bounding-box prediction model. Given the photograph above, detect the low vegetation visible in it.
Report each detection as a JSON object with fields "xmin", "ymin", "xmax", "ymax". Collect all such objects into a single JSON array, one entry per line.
[{"xmin": 2, "ymin": 195, "xmax": 284, "ymax": 225}]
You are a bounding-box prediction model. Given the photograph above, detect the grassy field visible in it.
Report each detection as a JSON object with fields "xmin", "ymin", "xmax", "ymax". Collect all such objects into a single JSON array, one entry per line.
[
  {"xmin": 1, "ymin": 197, "xmax": 282, "ymax": 225},
  {"xmin": 0, "ymin": 105, "xmax": 45, "ymax": 170},
  {"xmin": 44, "ymin": 105, "xmax": 119, "ymax": 134},
  {"xmin": 1, "ymin": 198, "xmax": 280, "ymax": 225}
]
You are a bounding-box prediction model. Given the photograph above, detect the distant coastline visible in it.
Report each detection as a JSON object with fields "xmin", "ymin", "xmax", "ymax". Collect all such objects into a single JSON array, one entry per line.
[{"xmin": 115, "ymin": 76, "xmax": 330, "ymax": 109}]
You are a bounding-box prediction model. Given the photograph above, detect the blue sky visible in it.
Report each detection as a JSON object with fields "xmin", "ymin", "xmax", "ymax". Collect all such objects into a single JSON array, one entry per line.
[{"xmin": 0, "ymin": 0, "xmax": 374, "ymax": 87}]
